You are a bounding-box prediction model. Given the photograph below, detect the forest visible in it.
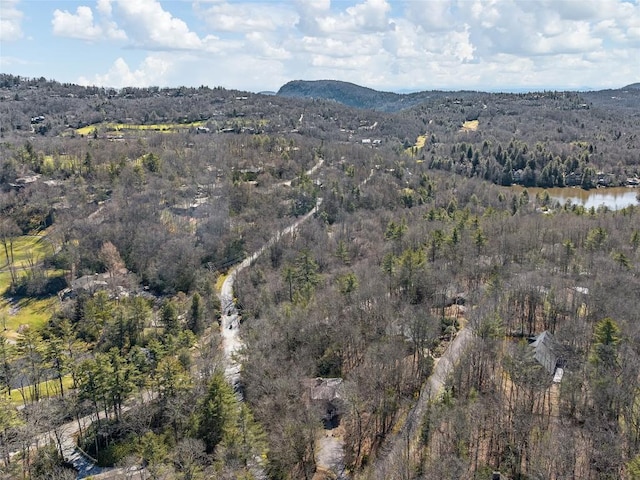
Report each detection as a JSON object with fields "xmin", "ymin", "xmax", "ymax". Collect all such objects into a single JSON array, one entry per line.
[{"xmin": 0, "ymin": 73, "xmax": 640, "ymax": 480}]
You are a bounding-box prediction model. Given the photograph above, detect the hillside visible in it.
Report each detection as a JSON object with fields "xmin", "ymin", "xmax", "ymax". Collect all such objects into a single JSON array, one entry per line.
[
  {"xmin": 277, "ymin": 79, "xmax": 467, "ymax": 112},
  {"xmin": 1, "ymin": 74, "xmax": 640, "ymax": 480},
  {"xmin": 278, "ymin": 78, "xmax": 640, "ymax": 115}
]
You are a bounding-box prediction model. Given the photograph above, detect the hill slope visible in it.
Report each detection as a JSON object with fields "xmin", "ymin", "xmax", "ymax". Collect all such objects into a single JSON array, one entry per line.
[
  {"xmin": 277, "ymin": 79, "xmax": 458, "ymax": 112},
  {"xmin": 278, "ymin": 79, "xmax": 640, "ymax": 113}
]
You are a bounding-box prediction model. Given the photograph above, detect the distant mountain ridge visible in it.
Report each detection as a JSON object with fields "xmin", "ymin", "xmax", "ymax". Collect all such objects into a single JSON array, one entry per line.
[
  {"xmin": 277, "ymin": 79, "xmax": 475, "ymax": 112},
  {"xmin": 277, "ymin": 79, "xmax": 640, "ymax": 112}
]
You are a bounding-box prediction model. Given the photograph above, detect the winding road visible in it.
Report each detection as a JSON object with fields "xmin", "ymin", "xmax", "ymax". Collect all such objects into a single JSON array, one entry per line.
[
  {"xmin": 370, "ymin": 327, "xmax": 473, "ymax": 479},
  {"xmin": 218, "ymin": 156, "xmax": 327, "ymax": 388},
  {"xmin": 219, "ymin": 197, "xmax": 323, "ymax": 389}
]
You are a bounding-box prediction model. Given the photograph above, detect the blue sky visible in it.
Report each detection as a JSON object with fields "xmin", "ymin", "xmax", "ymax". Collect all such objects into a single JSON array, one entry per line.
[{"xmin": 1, "ymin": 0, "xmax": 639, "ymax": 92}]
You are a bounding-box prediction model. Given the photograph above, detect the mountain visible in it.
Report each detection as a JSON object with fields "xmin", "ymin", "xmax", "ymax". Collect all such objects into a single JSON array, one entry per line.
[
  {"xmin": 277, "ymin": 79, "xmax": 640, "ymax": 113},
  {"xmin": 277, "ymin": 80, "xmax": 401, "ymax": 111},
  {"xmin": 277, "ymin": 79, "xmax": 466, "ymax": 112},
  {"xmin": 581, "ymin": 82, "xmax": 640, "ymax": 111}
]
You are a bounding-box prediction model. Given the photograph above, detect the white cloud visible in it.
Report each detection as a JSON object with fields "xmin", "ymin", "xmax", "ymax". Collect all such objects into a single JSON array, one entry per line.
[
  {"xmin": 28, "ymin": 0, "xmax": 640, "ymax": 92},
  {"xmin": 53, "ymin": 6, "xmax": 102, "ymax": 40},
  {"xmin": 78, "ymin": 55, "xmax": 172, "ymax": 88},
  {"xmin": 299, "ymin": 34, "xmax": 383, "ymax": 57},
  {"xmin": 52, "ymin": 4, "xmax": 126, "ymax": 41},
  {"xmin": 382, "ymin": 19, "xmax": 422, "ymax": 58},
  {"xmin": 246, "ymin": 32, "xmax": 291, "ymax": 60},
  {"xmin": 199, "ymin": 1, "xmax": 297, "ymax": 32},
  {"xmin": 0, "ymin": 0, "xmax": 24, "ymax": 41},
  {"xmin": 0, "ymin": 55, "xmax": 29, "ymax": 70},
  {"xmin": 96, "ymin": 0, "xmax": 113, "ymax": 17},
  {"xmin": 295, "ymin": 0, "xmax": 331, "ymax": 35},
  {"xmin": 296, "ymin": 0, "xmax": 393, "ymax": 35},
  {"xmin": 407, "ymin": 0, "xmax": 456, "ymax": 32},
  {"xmin": 114, "ymin": 0, "xmax": 203, "ymax": 49},
  {"xmin": 345, "ymin": 0, "xmax": 392, "ymax": 32},
  {"xmin": 446, "ymin": 25, "xmax": 475, "ymax": 61}
]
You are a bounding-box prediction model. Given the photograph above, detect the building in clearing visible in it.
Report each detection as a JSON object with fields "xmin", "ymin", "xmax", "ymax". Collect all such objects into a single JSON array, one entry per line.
[
  {"xmin": 303, "ymin": 377, "xmax": 345, "ymax": 427},
  {"xmin": 530, "ymin": 330, "xmax": 565, "ymax": 382}
]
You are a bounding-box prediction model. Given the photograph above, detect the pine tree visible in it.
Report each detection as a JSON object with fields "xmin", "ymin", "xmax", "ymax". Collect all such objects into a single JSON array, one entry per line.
[
  {"xmin": 188, "ymin": 292, "xmax": 204, "ymax": 335},
  {"xmin": 197, "ymin": 372, "xmax": 238, "ymax": 453},
  {"xmin": 161, "ymin": 299, "xmax": 179, "ymax": 337}
]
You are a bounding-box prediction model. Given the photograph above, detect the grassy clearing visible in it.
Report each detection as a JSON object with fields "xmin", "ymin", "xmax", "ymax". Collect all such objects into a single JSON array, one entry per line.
[
  {"xmin": 0, "ymin": 296, "xmax": 58, "ymax": 340},
  {"xmin": 461, "ymin": 120, "xmax": 479, "ymax": 131},
  {"xmin": 405, "ymin": 134, "xmax": 428, "ymax": 155},
  {"xmin": 6, "ymin": 375, "xmax": 74, "ymax": 405},
  {"xmin": 42, "ymin": 154, "xmax": 76, "ymax": 172},
  {"xmin": 76, "ymin": 121, "xmax": 207, "ymax": 136},
  {"xmin": 0, "ymin": 234, "xmax": 53, "ymax": 271},
  {"xmin": 75, "ymin": 125, "xmax": 99, "ymax": 136},
  {"xmin": 216, "ymin": 273, "xmax": 228, "ymax": 292},
  {"xmin": 1, "ymin": 233, "xmax": 60, "ymax": 338}
]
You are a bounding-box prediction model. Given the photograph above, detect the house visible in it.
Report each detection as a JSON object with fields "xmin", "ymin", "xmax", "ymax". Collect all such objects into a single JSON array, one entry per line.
[
  {"xmin": 596, "ymin": 172, "xmax": 615, "ymax": 187},
  {"xmin": 564, "ymin": 172, "xmax": 581, "ymax": 187},
  {"xmin": 9, "ymin": 174, "xmax": 40, "ymax": 189},
  {"xmin": 62, "ymin": 268, "xmax": 132, "ymax": 300},
  {"xmin": 66, "ymin": 273, "xmax": 109, "ymax": 297},
  {"xmin": 530, "ymin": 330, "xmax": 565, "ymax": 382},
  {"xmin": 303, "ymin": 377, "xmax": 345, "ymax": 428}
]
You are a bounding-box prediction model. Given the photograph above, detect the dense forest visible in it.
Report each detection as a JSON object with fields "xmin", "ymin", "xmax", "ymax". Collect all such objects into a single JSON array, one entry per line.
[{"xmin": 1, "ymin": 73, "xmax": 640, "ymax": 480}]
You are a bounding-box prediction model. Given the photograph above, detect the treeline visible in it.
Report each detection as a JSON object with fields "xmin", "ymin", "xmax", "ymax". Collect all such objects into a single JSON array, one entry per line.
[{"xmin": 421, "ymin": 137, "xmax": 608, "ymax": 188}]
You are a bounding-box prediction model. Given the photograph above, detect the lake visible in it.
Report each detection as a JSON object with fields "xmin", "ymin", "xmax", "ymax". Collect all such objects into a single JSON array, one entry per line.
[{"xmin": 512, "ymin": 186, "xmax": 639, "ymax": 211}]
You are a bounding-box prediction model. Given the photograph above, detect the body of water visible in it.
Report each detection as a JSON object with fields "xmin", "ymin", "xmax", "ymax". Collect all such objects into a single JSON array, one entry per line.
[{"xmin": 512, "ymin": 186, "xmax": 639, "ymax": 211}]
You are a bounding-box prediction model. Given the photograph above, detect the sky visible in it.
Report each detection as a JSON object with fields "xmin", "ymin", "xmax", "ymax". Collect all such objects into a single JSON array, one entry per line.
[{"xmin": 1, "ymin": 0, "xmax": 639, "ymax": 93}]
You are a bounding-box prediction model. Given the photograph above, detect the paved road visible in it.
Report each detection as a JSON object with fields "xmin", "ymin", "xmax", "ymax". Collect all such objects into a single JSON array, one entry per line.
[
  {"xmin": 316, "ymin": 430, "xmax": 348, "ymax": 479},
  {"xmin": 370, "ymin": 327, "xmax": 473, "ymax": 479},
  {"xmin": 271, "ymin": 158, "xmax": 324, "ymax": 189},
  {"xmin": 219, "ymin": 198, "xmax": 323, "ymax": 388},
  {"xmin": 7, "ymin": 407, "xmax": 115, "ymax": 478}
]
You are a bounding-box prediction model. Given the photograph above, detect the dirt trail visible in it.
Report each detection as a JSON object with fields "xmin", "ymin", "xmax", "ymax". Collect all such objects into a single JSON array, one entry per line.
[{"xmin": 371, "ymin": 328, "xmax": 473, "ymax": 479}]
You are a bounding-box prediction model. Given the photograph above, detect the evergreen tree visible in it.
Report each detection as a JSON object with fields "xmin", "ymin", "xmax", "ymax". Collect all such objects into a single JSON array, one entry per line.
[
  {"xmin": 188, "ymin": 292, "xmax": 205, "ymax": 335},
  {"xmin": 161, "ymin": 299, "xmax": 180, "ymax": 337},
  {"xmin": 196, "ymin": 372, "xmax": 238, "ymax": 453}
]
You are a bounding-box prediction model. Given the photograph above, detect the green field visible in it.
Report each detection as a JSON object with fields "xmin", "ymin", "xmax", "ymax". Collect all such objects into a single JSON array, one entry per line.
[
  {"xmin": 6, "ymin": 374, "xmax": 74, "ymax": 405},
  {"xmin": 42, "ymin": 154, "xmax": 76, "ymax": 172},
  {"xmin": 76, "ymin": 121, "xmax": 208, "ymax": 136},
  {"xmin": 0, "ymin": 233, "xmax": 60, "ymax": 339},
  {"xmin": 0, "ymin": 233, "xmax": 54, "ymax": 270},
  {"xmin": 0, "ymin": 296, "xmax": 58, "ymax": 341},
  {"xmin": 405, "ymin": 134, "xmax": 428, "ymax": 156},
  {"xmin": 461, "ymin": 119, "xmax": 479, "ymax": 131}
]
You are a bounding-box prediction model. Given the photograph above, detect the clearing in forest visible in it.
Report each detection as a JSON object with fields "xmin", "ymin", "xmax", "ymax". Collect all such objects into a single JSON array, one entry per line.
[
  {"xmin": 74, "ymin": 121, "xmax": 209, "ymax": 136},
  {"xmin": 461, "ymin": 120, "xmax": 479, "ymax": 131},
  {"xmin": 0, "ymin": 233, "xmax": 61, "ymax": 338},
  {"xmin": 405, "ymin": 134, "xmax": 428, "ymax": 155}
]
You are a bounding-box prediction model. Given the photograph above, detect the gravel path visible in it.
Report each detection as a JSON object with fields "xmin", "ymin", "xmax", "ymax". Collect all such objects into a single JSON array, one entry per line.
[{"xmin": 371, "ymin": 328, "xmax": 473, "ymax": 479}]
